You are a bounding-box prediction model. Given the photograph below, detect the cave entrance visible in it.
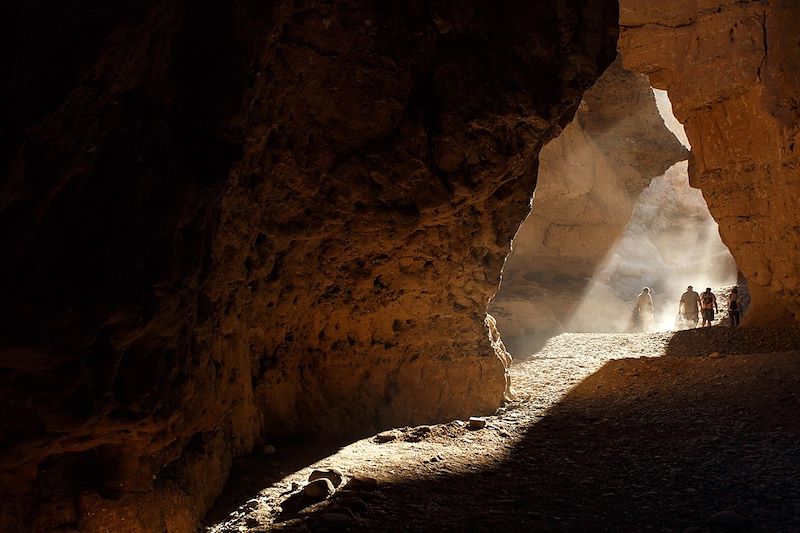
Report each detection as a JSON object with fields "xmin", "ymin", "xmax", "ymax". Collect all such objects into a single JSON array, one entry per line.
[{"xmin": 489, "ymin": 62, "xmax": 740, "ymax": 357}]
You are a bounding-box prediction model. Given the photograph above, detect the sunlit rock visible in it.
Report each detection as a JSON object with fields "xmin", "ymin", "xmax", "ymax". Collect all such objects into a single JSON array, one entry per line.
[{"xmin": 619, "ymin": 0, "xmax": 800, "ymax": 325}]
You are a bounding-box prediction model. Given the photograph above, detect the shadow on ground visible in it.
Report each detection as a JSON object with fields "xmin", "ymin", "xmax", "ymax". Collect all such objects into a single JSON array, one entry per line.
[
  {"xmin": 202, "ymin": 437, "xmax": 357, "ymax": 526},
  {"xmin": 502, "ymin": 332, "xmax": 559, "ymax": 361},
  {"xmin": 664, "ymin": 326, "xmax": 800, "ymax": 358},
  {"xmin": 298, "ymin": 350, "xmax": 800, "ymax": 531},
  {"xmin": 204, "ymin": 329, "xmax": 800, "ymax": 531}
]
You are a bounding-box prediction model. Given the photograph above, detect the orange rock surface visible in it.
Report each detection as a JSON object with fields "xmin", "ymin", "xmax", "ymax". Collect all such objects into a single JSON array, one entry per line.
[
  {"xmin": 619, "ymin": 0, "xmax": 800, "ymax": 325},
  {"xmin": 0, "ymin": 1, "xmax": 618, "ymax": 531}
]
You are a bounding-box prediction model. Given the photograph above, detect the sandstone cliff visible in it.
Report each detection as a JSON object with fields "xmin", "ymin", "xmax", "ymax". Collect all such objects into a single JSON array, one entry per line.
[
  {"xmin": 619, "ymin": 0, "xmax": 800, "ymax": 326},
  {"xmin": 490, "ymin": 58, "xmax": 688, "ymax": 342},
  {"xmin": 0, "ymin": 1, "xmax": 618, "ymax": 531}
]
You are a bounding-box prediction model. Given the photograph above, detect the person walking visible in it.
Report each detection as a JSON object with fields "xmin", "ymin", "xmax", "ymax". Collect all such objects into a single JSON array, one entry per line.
[
  {"xmin": 678, "ymin": 285, "xmax": 701, "ymax": 328},
  {"xmin": 700, "ymin": 287, "xmax": 718, "ymax": 327},
  {"xmin": 728, "ymin": 286, "xmax": 741, "ymax": 327},
  {"xmin": 635, "ymin": 287, "xmax": 654, "ymax": 332}
]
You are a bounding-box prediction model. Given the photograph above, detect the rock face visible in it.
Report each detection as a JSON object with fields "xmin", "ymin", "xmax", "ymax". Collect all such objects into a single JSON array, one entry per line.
[
  {"xmin": 0, "ymin": 1, "xmax": 618, "ymax": 531},
  {"xmin": 490, "ymin": 58, "xmax": 688, "ymax": 342},
  {"xmin": 619, "ymin": 1, "xmax": 800, "ymax": 326}
]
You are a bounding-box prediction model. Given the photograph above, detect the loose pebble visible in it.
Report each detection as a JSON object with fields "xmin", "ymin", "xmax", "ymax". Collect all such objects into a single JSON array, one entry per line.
[
  {"xmin": 309, "ymin": 468, "xmax": 344, "ymax": 488},
  {"xmin": 469, "ymin": 417, "xmax": 487, "ymax": 429},
  {"xmin": 303, "ymin": 478, "xmax": 335, "ymax": 501}
]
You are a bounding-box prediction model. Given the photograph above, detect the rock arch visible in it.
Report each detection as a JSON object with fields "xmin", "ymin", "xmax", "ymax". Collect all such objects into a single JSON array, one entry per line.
[{"xmin": 618, "ymin": 0, "xmax": 800, "ymax": 326}]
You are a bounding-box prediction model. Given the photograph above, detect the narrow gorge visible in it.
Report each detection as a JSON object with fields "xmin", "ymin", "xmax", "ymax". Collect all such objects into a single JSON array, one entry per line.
[{"xmin": 1, "ymin": 1, "xmax": 799, "ymax": 531}]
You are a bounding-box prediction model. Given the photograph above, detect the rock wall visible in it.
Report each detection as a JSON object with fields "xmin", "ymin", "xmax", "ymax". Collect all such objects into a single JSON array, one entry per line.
[
  {"xmin": 490, "ymin": 58, "xmax": 687, "ymax": 342},
  {"xmin": 0, "ymin": 1, "xmax": 618, "ymax": 531},
  {"xmin": 619, "ymin": 0, "xmax": 800, "ymax": 326}
]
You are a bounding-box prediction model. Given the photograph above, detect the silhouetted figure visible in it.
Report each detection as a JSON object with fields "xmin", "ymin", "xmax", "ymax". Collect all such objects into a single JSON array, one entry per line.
[
  {"xmin": 678, "ymin": 285, "xmax": 701, "ymax": 328},
  {"xmin": 635, "ymin": 287, "xmax": 654, "ymax": 332},
  {"xmin": 728, "ymin": 286, "xmax": 741, "ymax": 327},
  {"xmin": 700, "ymin": 287, "xmax": 718, "ymax": 327}
]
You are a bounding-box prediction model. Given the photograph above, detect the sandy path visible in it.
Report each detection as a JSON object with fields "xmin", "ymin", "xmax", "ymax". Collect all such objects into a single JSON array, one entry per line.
[{"xmin": 204, "ymin": 327, "xmax": 800, "ymax": 532}]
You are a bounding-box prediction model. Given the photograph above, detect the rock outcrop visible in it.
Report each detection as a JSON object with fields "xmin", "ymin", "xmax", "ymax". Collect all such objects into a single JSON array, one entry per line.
[
  {"xmin": 619, "ymin": 0, "xmax": 800, "ymax": 326},
  {"xmin": 490, "ymin": 58, "xmax": 688, "ymax": 343},
  {"xmin": 0, "ymin": 1, "xmax": 618, "ymax": 531}
]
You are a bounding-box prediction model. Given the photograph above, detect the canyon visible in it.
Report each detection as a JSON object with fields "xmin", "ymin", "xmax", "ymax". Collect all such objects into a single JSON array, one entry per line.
[
  {"xmin": 489, "ymin": 57, "xmax": 691, "ymax": 345},
  {"xmin": 1, "ymin": 1, "xmax": 799, "ymax": 531},
  {"xmin": 0, "ymin": 1, "xmax": 617, "ymax": 530}
]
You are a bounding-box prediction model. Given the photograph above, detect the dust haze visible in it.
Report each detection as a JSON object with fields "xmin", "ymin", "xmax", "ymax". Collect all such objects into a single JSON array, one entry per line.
[{"xmin": 566, "ymin": 161, "xmax": 737, "ymax": 333}]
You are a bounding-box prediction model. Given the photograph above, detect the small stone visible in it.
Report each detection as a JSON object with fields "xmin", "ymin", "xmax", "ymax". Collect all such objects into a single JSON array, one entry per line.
[
  {"xmin": 469, "ymin": 417, "xmax": 487, "ymax": 429},
  {"xmin": 709, "ymin": 351, "xmax": 723, "ymax": 358},
  {"xmin": 708, "ymin": 510, "xmax": 754, "ymax": 530},
  {"xmin": 406, "ymin": 425, "xmax": 431, "ymax": 442},
  {"xmin": 495, "ymin": 406, "xmax": 507, "ymax": 415},
  {"xmin": 309, "ymin": 468, "xmax": 344, "ymax": 488},
  {"xmin": 344, "ymin": 475, "xmax": 379, "ymax": 491},
  {"xmin": 303, "ymin": 478, "xmax": 335, "ymax": 501},
  {"xmin": 261, "ymin": 444, "xmax": 276, "ymax": 455},
  {"xmin": 318, "ymin": 512, "xmax": 356, "ymax": 528},
  {"xmin": 375, "ymin": 431, "xmax": 398, "ymax": 443}
]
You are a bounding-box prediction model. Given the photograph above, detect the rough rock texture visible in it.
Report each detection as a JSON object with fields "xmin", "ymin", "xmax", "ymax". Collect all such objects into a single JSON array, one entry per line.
[
  {"xmin": 619, "ymin": 0, "xmax": 800, "ymax": 326},
  {"xmin": 490, "ymin": 58, "xmax": 687, "ymax": 340},
  {"xmin": 0, "ymin": 1, "xmax": 618, "ymax": 531}
]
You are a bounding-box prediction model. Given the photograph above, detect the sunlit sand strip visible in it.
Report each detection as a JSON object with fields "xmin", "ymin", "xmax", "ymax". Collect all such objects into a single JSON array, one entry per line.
[{"xmin": 206, "ymin": 332, "xmax": 672, "ymax": 531}]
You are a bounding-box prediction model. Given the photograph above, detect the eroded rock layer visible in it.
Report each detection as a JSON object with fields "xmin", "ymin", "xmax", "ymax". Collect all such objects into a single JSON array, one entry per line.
[
  {"xmin": 0, "ymin": 1, "xmax": 618, "ymax": 531},
  {"xmin": 490, "ymin": 58, "xmax": 687, "ymax": 341},
  {"xmin": 619, "ymin": 0, "xmax": 800, "ymax": 326}
]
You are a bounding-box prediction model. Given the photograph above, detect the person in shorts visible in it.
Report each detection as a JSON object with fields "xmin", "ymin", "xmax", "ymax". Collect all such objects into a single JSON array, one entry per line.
[{"xmin": 700, "ymin": 287, "xmax": 718, "ymax": 327}]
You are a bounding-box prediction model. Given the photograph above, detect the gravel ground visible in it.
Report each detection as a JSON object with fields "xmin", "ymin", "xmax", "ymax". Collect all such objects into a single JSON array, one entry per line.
[{"xmin": 204, "ymin": 327, "xmax": 800, "ymax": 532}]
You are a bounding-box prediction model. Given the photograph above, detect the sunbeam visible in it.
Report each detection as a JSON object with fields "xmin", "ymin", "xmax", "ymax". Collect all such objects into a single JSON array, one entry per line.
[{"xmin": 566, "ymin": 161, "xmax": 737, "ymax": 333}]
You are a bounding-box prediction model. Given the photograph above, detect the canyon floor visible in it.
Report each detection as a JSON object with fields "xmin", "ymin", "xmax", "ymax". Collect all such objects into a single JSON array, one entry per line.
[{"xmin": 204, "ymin": 327, "xmax": 800, "ymax": 532}]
